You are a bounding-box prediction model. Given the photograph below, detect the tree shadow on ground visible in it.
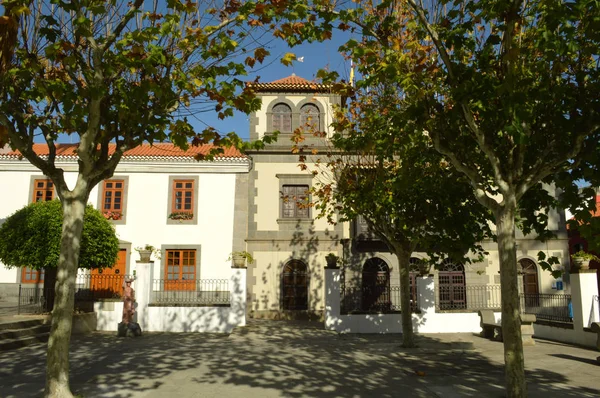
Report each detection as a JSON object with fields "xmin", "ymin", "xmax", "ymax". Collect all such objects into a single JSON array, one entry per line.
[{"xmin": 0, "ymin": 320, "xmax": 599, "ymax": 397}]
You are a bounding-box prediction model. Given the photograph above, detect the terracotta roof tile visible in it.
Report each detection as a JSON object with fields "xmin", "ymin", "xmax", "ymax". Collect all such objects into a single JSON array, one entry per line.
[
  {"xmin": 247, "ymin": 74, "xmax": 331, "ymax": 93},
  {"xmin": 1, "ymin": 143, "xmax": 246, "ymax": 160}
]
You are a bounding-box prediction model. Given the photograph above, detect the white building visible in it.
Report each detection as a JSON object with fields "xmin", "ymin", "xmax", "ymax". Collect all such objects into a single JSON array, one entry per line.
[{"xmin": 0, "ymin": 143, "xmax": 249, "ymax": 301}]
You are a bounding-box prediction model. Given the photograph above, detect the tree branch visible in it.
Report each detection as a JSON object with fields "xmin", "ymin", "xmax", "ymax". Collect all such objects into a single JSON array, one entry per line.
[{"xmin": 407, "ymin": 0, "xmax": 509, "ymax": 194}]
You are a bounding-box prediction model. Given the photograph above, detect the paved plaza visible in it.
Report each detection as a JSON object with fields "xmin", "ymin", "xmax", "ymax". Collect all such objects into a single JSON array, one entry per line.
[{"xmin": 0, "ymin": 319, "xmax": 599, "ymax": 397}]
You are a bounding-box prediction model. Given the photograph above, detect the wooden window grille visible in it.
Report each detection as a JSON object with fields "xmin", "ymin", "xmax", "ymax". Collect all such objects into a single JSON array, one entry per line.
[
  {"xmin": 164, "ymin": 249, "xmax": 196, "ymax": 291},
  {"xmin": 32, "ymin": 179, "xmax": 54, "ymax": 202},
  {"xmin": 281, "ymin": 185, "xmax": 309, "ymax": 219},
  {"xmin": 300, "ymin": 104, "xmax": 319, "ymax": 131},
  {"xmin": 21, "ymin": 267, "xmax": 44, "ymax": 284},
  {"xmin": 102, "ymin": 180, "xmax": 125, "ymax": 218},
  {"xmin": 272, "ymin": 103, "xmax": 292, "ymax": 133},
  {"xmin": 172, "ymin": 180, "xmax": 194, "ymax": 213}
]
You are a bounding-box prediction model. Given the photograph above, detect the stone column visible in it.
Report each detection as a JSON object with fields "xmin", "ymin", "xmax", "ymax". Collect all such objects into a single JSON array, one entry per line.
[
  {"xmin": 229, "ymin": 266, "xmax": 247, "ymax": 328},
  {"xmin": 570, "ymin": 269, "xmax": 600, "ymax": 330},
  {"xmin": 135, "ymin": 261, "xmax": 153, "ymax": 332}
]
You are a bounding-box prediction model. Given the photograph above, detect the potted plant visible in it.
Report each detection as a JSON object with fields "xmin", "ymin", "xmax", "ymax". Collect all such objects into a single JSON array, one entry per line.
[
  {"xmin": 571, "ymin": 251, "xmax": 599, "ymax": 271},
  {"xmin": 135, "ymin": 245, "xmax": 160, "ymax": 262},
  {"xmin": 228, "ymin": 251, "xmax": 254, "ymax": 268},
  {"xmin": 168, "ymin": 211, "xmax": 194, "ymax": 221},
  {"xmin": 325, "ymin": 253, "xmax": 339, "ymax": 269},
  {"xmin": 103, "ymin": 211, "xmax": 122, "ymax": 220},
  {"xmin": 416, "ymin": 259, "xmax": 431, "ymax": 277}
]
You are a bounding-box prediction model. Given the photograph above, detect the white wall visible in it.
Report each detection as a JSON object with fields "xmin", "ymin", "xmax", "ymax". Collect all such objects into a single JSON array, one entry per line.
[
  {"xmin": 0, "ymin": 157, "xmax": 246, "ymax": 283},
  {"xmin": 94, "ymin": 264, "xmax": 247, "ymax": 333},
  {"xmin": 324, "ymin": 269, "xmax": 600, "ymax": 349}
]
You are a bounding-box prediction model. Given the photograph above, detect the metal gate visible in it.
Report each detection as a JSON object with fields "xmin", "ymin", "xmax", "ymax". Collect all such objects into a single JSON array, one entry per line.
[
  {"xmin": 362, "ymin": 258, "xmax": 390, "ymax": 312},
  {"xmin": 438, "ymin": 260, "xmax": 466, "ymax": 310}
]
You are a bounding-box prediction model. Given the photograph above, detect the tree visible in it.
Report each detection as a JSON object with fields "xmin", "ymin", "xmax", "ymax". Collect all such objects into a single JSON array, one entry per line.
[
  {"xmin": 320, "ymin": 0, "xmax": 600, "ymax": 395},
  {"xmin": 0, "ymin": 199, "xmax": 119, "ymax": 272},
  {"xmin": 301, "ymin": 78, "xmax": 492, "ymax": 348},
  {"xmin": 0, "ymin": 1, "xmax": 313, "ymax": 396}
]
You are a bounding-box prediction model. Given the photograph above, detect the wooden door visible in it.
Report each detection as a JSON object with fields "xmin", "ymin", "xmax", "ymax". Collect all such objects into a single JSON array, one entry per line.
[
  {"xmin": 91, "ymin": 249, "xmax": 126, "ymax": 297},
  {"xmin": 164, "ymin": 249, "xmax": 196, "ymax": 291},
  {"xmin": 282, "ymin": 260, "xmax": 308, "ymax": 310}
]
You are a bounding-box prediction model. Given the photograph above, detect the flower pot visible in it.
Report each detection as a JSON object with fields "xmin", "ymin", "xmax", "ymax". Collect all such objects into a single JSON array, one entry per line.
[
  {"xmin": 138, "ymin": 250, "xmax": 152, "ymax": 262},
  {"xmin": 571, "ymin": 257, "xmax": 590, "ymax": 271},
  {"xmin": 232, "ymin": 253, "xmax": 246, "ymax": 268},
  {"xmin": 418, "ymin": 263, "xmax": 431, "ymax": 277},
  {"xmin": 325, "ymin": 256, "xmax": 338, "ymax": 269}
]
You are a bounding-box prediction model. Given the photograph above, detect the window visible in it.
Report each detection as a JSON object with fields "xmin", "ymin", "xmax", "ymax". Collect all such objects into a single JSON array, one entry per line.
[
  {"xmin": 281, "ymin": 185, "xmax": 309, "ymax": 218},
  {"xmin": 172, "ymin": 180, "xmax": 194, "ymax": 214},
  {"xmin": 272, "ymin": 103, "xmax": 292, "ymax": 133},
  {"xmin": 164, "ymin": 249, "xmax": 196, "ymax": 290},
  {"xmin": 102, "ymin": 180, "xmax": 124, "ymax": 220},
  {"xmin": 438, "ymin": 259, "xmax": 466, "ymax": 310},
  {"xmin": 300, "ymin": 104, "xmax": 319, "ymax": 131},
  {"xmin": 32, "ymin": 179, "xmax": 54, "ymax": 202},
  {"xmin": 21, "ymin": 267, "xmax": 44, "ymax": 284}
]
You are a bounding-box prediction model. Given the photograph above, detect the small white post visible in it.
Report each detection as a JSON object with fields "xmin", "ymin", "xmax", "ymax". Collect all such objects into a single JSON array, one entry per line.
[
  {"xmin": 134, "ymin": 261, "xmax": 153, "ymax": 331},
  {"xmin": 417, "ymin": 276, "xmax": 435, "ymax": 315},
  {"xmin": 230, "ymin": 266, "xmax": 247, "ymax": 328},
  {"xmin": 570, "ymin": 269, "xmax": 600, "ymax": 330},
  {"xmin": 324, "ymin": 268, "xmax": 340, "ymax": 330}
]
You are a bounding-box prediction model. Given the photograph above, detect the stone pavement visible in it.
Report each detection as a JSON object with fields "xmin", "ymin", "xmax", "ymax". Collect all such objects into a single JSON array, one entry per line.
[{"xmin": 0, "ymin": 319, "xmax": 599, "ymax": 397}]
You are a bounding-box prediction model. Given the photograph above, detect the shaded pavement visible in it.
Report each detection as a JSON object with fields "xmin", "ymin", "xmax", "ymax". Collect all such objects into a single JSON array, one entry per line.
[{"xmin": 0, "ymin": 319, "xmax": 599, "ymax": 397}]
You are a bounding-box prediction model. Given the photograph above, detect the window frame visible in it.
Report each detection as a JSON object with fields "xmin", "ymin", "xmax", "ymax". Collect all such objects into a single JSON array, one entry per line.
[
  {"xmin": 276, "ymin": 174, "xmax": 314, "ymax": 225},
  {"xmin": 271, "ymin": 103, "xmax": 292, "ymax": 133},
  {"xmin": 300, "ymin": 103, "xmax": 320, "ymax": 133},
  {"xmin": 160, "ymin": 245, "xmax": 201, "ymax": 291},
  {"xmin": 21, "ymin": 267, "xmax": 45, "ymax": 284},
  {"xmin": 97, "ymin": 176, "xmax": 129, "ymax": 225},
  {"xmin": 281, "ymin": 184, "xmax": 310, "ymax": 219},
  {"xmin": 29, "ymin": 177, "xmax": 55, "ymax": 203},
  {"xmin": 166, "ymin": 176, "xmax": 199, "ymax": 225}
]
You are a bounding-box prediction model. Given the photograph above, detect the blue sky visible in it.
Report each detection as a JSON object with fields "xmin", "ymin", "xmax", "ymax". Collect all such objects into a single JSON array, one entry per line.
[
  {"xmin": 185, "ymin": 37, "xmax": 351, "ymax": 142},
  {"xmin": 55, "ymin": 38, "xmax": 350, "ymax": 145}
]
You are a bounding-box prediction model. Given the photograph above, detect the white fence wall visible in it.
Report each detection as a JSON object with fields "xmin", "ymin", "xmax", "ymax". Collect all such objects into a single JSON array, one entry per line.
[
  {"xmin": 325, "ymin": 269, "xmax": 500, "ymax": 334},
  {"xmin": 324, "ymin": 268, "xmax": 599, "ymax": 349},
  {"xmin": 95, "ymin": 263, "xmax": 246, "ymax": 333}
]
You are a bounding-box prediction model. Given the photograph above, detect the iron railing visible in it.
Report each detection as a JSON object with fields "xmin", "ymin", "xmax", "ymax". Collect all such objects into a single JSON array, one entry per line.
[
  {"xmin": 17, "ymin": 273, "xmax": 128, "ymax": 314},
  {"xmin": 436, "ymin": 284, "xmax": 502, "ymax": 311},
  {"xmin": 151, "ymin": 279, "xmax": 230, "ymax": 305},
  {"xmin": 521, "ymin": 293, "xmax": 572, "ymax": 324},
  {"xmin": 340, "ymin": 285, "xmax": 419, "ymax": 314}
]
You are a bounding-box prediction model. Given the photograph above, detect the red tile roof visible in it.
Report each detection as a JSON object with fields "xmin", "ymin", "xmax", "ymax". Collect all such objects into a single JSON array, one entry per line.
[
  {"xmin": 1, "ymin": 143, "xmax": 246, "ymax": 160},
  {"xmin": 247, "ymin": 74, "xmax": 332, "ymax": 93}
]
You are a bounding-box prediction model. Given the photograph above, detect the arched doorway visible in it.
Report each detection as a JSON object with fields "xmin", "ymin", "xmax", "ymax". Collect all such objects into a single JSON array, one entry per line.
[
  {"xmin": 362, "ymin": 257, "xmax": 390, "ymax": 312},
  {"xmin": 438, "ymin": 259, "xmax": 466, "ymax": 310},
  {"xmin": 519, "ymin": 259, "xmax": 540, "ymax": 308},
  {"xmin": 519, "ymin": 258, "xmax": 539, "ymax": 295},
  {"xmin": 282, "ymin": 260, "xmax": 308, "ymax": 310}
]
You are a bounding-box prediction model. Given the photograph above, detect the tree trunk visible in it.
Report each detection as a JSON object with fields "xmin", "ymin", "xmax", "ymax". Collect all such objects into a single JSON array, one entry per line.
[
  {"xmin": 42, "ymin": 267, "xmax": 57, "ymax": 313},
  {"xmin": 392, "ymin": 243, "xmax": 416, "ymax": 348},
  {"xmin": 496, "ymin": 201, "xmax": 527, "ymax": 398},
  {"xmin": 45, "ymin": 197, "xmax": 87, "ymax": 398}
]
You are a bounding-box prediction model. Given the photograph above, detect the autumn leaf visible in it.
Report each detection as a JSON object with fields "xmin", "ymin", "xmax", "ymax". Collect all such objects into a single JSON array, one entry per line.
[
  {"xmin": 255, "ymin": 48, "xmax": 269, "ymax": 63},
  {"xmin": 280, "ymin": 52, "xmax": 296, "ymax": 66}
]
